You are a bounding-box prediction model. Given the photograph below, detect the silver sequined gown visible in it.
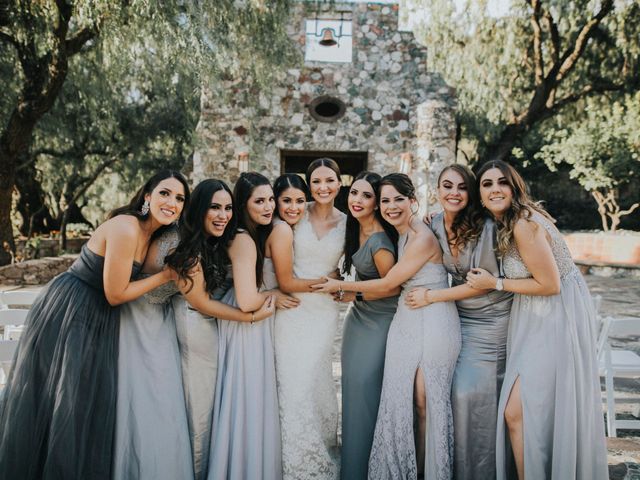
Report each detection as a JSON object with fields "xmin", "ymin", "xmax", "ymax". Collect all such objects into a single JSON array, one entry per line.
[
  {"xmin": 496, "ymin": 212, "xmax": 608, "ymax": 479},
  {"xmin": 368, "ymin": 233, "xmax": 461, "ymax": 480}
]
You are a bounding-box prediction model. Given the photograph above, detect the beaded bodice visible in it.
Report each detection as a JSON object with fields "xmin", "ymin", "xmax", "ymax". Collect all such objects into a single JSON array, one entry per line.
[
  {"xmin": 143, "ymin": 228, "xmax": 180, "ymax": 304},
  {"xmin": 503, "ymin": 212, "xmax": 578, "ymax": 280}
]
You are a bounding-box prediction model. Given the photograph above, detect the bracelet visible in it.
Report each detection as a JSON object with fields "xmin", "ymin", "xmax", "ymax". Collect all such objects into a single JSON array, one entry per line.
[
  {"xmin": 338, "ymin": 283, "xmax": 345, "ymax": 301},
  {"xmin": 355, "ymin": 292, "xmax": 364, "ymax": 302}
]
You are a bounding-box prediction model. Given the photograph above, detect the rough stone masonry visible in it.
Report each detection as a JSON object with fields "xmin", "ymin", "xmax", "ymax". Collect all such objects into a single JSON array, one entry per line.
[{"xmin": 192, "ymin": 1, "xmax": 457, "ymax": 213}]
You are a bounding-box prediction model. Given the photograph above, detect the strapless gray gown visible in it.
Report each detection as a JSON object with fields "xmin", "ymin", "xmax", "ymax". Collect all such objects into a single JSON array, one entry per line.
[
  {"xmin": 432, "ymin": 214, "xmax": 513, "ymax": 480},
  {"xmin": 0, "ymin": 245, "xmax": 140, "ymax": 480},
  {"xmin": 113, "ymin": 229, "xmax": 193, "ymax": 479},
  {"xmin": 207, "ymin": 258, "xmax": 282, "ymax": 479},
  {"xmin": 368, "ymin": 233, "xmax": 461, "ymax": 480},
  {"xmin": 341, "ymin": 232, "xmax": 398, "ymax": 480},
  {"xmin": 497, "ymin": 212, "xmax": 607, "ymax": 479}
]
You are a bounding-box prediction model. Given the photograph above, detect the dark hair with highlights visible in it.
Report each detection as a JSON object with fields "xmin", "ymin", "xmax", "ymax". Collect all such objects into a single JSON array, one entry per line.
[
  {"xmin": 108, "ymin": 169, "xmax": 190, "ymax": 239},
  {"xmin": 476, "ymin": 160, "xmax": 552, "ymax": 256},
  {"xmin": 233, "ymin": 172, "xmax": 274, "ymax": 287},
  {"xmin": 342, "ymin": 172, "xmax": 398, "ymax": 274},
  {"xmin": 437, "ymin": 164, "xmax": 484, "ymax": 248},
  {"xmin": 167, "ymin": 179, "xmax": 236, "ymax": 294}
]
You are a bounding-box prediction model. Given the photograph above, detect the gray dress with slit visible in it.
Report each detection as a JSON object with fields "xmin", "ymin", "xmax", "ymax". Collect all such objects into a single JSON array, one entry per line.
[
  {"xmin": 496, "ymin": 212, "xmax": 607, "ymax": 479},
  {"xmin": 431, "ymin": 214, "xmax": 513, "ymax": 480},
  {"xmin": 341, "ymin": 232, "xmax": 398, "ymax": 480},
  {"xmin": 368, "ymin": 232, "xmax": 461, "ymax": 480}
]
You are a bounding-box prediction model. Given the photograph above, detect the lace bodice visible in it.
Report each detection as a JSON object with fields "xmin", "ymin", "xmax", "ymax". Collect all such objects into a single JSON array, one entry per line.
[
  {"xmin": 143, "ymin": 228, "xmax": 180, "ymax": 304},
  {"xmin": 503, "ymin": 212, "xmax": 578, "ymax": 280},
  {"xmin": 292, "ymin": 208, "xmax": 346, "ymax": 278}
]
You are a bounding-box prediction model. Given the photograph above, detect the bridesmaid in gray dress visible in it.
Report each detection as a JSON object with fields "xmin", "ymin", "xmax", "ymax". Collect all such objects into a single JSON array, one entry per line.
[
  {"xmin": 467, "ymin": 161, "xmax": 607, "ymax": 480},
  {"xmin": 167, "ymin": 179, "xmax": 276, "ymax": 480},
  {"xmin": 314, "ymin": 174, "xmax": 461, "ymax": 480},
  {"xmin": 113, "ymin": 227, "xmax": 193, "ymax": 480},
  {"xmin": 208, "ymin": 173, "xmax": 283, "ymax": 480},
  {"xmin": 338, "ymin": 172, "xmax": 399, "ymax": 480},
  {"xmin": 407, "ymin": 165, "xmax": 513, "ymax": 480},
  {"xmin": 0, "ymin": 170, "xmax": 188, "ymax": 480}
]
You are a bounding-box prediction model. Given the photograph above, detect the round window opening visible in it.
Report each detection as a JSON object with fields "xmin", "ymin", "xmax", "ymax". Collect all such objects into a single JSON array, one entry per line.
[{"xmin": 309, "ymin": 96, "xmax": 346, "ymax": 123}]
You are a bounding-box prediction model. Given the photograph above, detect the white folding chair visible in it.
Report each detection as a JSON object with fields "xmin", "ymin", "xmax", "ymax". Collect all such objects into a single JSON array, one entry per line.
[
  {"xmin": 0, "ymin": 309, "xmax": 28, "ymax": 385},
  {"xmin": 597, "ymin": 316, "xmax": 640, "ymax": 437},
  {"xmin": 0, "ymin": 290, "xmax": 40, "ymax": 309}
]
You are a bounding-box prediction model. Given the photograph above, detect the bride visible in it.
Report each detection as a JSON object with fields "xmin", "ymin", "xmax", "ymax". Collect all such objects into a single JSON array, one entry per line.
[{"xmin": 274, "ymin": 159, "xmax": 346, "ymax": 480}]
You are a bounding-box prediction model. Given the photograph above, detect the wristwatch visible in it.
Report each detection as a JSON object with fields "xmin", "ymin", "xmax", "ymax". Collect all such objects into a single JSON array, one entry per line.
[
  {"xmin": 355, "ymin": 292, "xmax": 364, "ymax": 301},
  {"xmin": 495, "ymin": 277, "xmax": 504, "ymax": 291}
]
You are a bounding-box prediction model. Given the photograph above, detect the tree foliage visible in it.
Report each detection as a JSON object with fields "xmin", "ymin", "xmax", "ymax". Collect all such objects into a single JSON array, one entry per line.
[
  {"xmin": 0, "ymin": 0, "xmax": 294, "ymax": 265},
  {"xmin": 413, "ymin": 0, "xmax": 640, "ymax": 164},
  {"xmin": 535, "ymin": 92, "xmax": 640, "ymax": 231}
]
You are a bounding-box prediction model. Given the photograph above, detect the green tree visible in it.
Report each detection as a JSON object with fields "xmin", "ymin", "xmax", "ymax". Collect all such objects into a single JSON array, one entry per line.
[
  {"xmin": 414, "ymin": 0, "xmax": 639, "ymax": 164},
  {"xmin": 535, "ymin": 92, "xmax": 640, "ymax": 231},
  {"xmin": 0, "ymin": 0, "xmax": 293, "ymax": 265}
]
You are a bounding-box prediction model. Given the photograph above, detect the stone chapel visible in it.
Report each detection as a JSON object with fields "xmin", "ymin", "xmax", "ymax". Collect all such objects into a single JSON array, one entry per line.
[{"xmin": 192, "ymin": 0, "xmax": 457, "ymax": 212}]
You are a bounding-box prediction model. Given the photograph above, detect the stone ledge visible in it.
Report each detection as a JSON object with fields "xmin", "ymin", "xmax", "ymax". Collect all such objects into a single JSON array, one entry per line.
[{"xmin": 0, "ymin": 255, "xmax": 78, "ymax": 286}]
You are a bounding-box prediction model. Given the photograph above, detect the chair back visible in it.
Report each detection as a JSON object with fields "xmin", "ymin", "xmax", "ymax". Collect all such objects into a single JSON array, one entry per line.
[{"xmin": 0, "ymin": 290, "xmax": 40, "ymax": 309}]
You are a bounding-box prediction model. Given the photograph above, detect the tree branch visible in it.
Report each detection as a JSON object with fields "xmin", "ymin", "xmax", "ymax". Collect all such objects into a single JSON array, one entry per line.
[
  {"xmin": 527, "ymin": 0, "xmax": 545, "ymax": 85},
  {"xmin": 550, "ymin": 79, "xmax": 626, "ymax": 113},
  {"xmin": 542, "ymin": 8, "xmax": 560, "ymax": 64},
  {"xmin": 0, "ymin": 29, "xmax": 17, "ymax": 47},
  {"xmin": 66, "ymin": 24, "xmax": 100, "ymax": 56},
  {"xmin": 556, "ymin": 0, "xmax": 614, "ymax": 83}
]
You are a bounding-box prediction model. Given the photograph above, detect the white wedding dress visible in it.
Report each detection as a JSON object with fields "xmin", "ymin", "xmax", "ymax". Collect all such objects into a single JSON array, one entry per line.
[{"xmin": 274, "ymin": 208, "xmax": 346, "ymax": 480}]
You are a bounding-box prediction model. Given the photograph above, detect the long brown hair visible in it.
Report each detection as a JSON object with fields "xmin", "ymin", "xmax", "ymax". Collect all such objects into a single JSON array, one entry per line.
[
  {"xmin": 476, "ymin": 160, "xmax": 552, "ymax": 256},
  {"xmin": 437, "ymin": 164, "xmax": 484, "ymax": 249}
]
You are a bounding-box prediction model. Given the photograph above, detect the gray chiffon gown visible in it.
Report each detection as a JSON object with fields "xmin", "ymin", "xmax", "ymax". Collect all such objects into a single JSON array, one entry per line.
[
  {"xmin": 341, "ymin": 232, "xmax": 398, "ymax": 480},
  {"xmin": 497, "ymin": 212, "xmax": 608, "ymax": 479},
  {"xmin": 174, "ymin": 277, "xmax": 230, "ymax": 480},
  {"xmin": 113, "ymin": 229, "xmax": 193, "ymax": 480},
  {"xmin": 0, "ymin": 245, "xmax": 139, "ymax": 480},
  {"xmin": 431, "ymin": 214, "xmax": 513, "ymax": 480},
  {"xmin": 207, "ymin": 257, "xmax": 282, "ymax": 480},
  {"xmin": 368, "ymin": 233, "xmax": 461, "ymax": 480}
]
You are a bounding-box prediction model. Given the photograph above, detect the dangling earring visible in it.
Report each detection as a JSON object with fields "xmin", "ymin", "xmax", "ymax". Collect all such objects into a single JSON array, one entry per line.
[
  {"xmin": 410, "ymin": 204, "xmax": 419, "ymax": 215},
  {"xmin": 140, "ymin": 200, "xmax": 150, "ymax": 215}
]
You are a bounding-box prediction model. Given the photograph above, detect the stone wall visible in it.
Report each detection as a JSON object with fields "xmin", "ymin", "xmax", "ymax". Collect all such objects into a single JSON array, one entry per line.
[
  {"xmin": 193, "ymin": 1, "xmax": 457, "ymax": 212},
  {"xmin": 0, "ymin": 255, "xmax": 77, "ymax": 286}
]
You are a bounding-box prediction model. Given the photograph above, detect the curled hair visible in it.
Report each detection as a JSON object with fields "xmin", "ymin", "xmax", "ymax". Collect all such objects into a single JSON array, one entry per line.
[
  {"xmin": 343, "ymin": 172, "xmax": 398, "ymax": 274},
  {"xmin": 437, "ymin": 164, "xmax": 484, "ymax": 249},
  {"xmin": 233, "ymin": 172, "xmax": 273, "ymax": 288},
  {"xmin": 476, "ymin": 160, "xmax": 552, "ymax": 257},
  {"xmin": 305, "ymin": 157, "xmax": 341, "ymax": 186},
  {"xmin": 273, "ymin": 174, "xmax": 310, "ymax": 219},
  {"xmin": 167, "ymin": 179, "xmax": 236, "ymax": 294},
  {"xmin": 108, "ymin": 169, "xmax": 190, "ymax": 239}
]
